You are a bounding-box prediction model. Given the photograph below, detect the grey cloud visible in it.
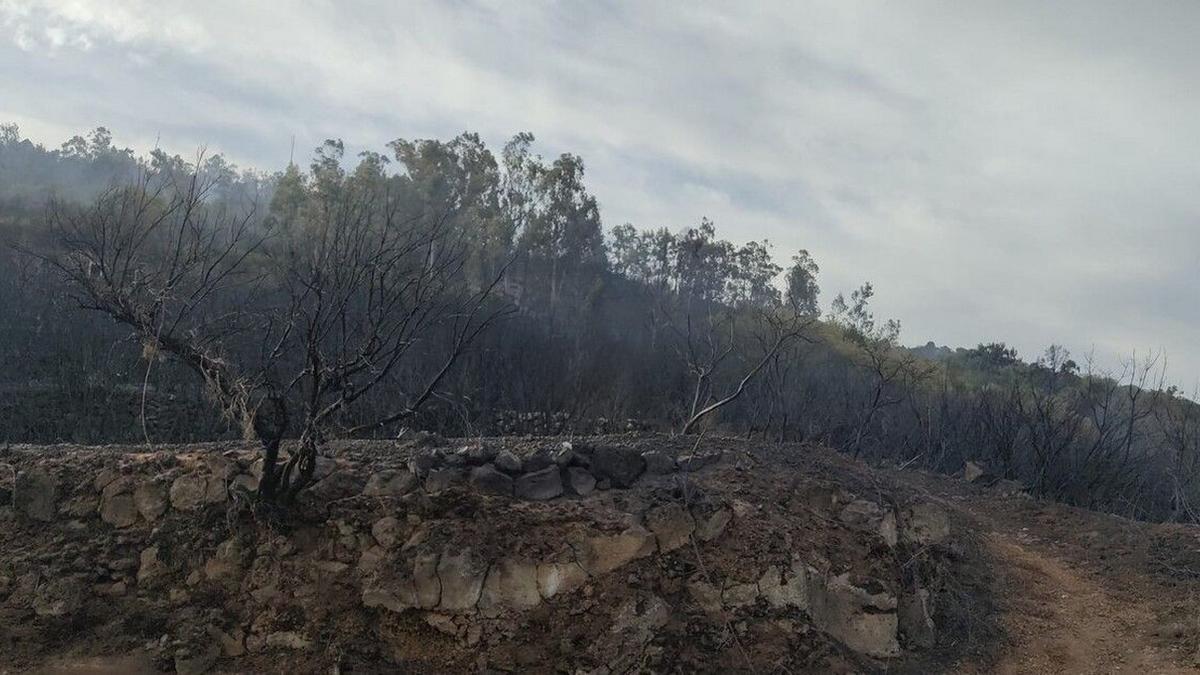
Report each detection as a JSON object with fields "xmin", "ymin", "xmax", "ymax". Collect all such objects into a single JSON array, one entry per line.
[{"xmin": 3, "ymin": 0, "xmax": 1199, "ymax": 384}]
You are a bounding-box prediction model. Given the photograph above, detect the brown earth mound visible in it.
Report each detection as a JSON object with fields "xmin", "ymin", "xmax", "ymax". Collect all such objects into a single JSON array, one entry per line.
[{"xmin": 0, "ymin": 435, "xmax": 996, "ymax": 674}]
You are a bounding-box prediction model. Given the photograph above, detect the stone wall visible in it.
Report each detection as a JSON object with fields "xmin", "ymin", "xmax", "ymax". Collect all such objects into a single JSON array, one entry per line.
[{"xmin": 0, "ymin": 436, "xmax": 959, "ymax": 673}]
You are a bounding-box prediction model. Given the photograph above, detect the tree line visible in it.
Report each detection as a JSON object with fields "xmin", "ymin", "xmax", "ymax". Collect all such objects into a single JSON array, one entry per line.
[{"xmin": 1, "ymin": 125, "xmax": 1197, "ymax": 519}]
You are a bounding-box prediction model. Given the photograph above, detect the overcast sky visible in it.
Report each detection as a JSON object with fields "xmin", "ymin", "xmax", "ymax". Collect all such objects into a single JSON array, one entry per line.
[{"xmin": 3, "ymin": 1, "xmax": 1199, "ymax": 384}]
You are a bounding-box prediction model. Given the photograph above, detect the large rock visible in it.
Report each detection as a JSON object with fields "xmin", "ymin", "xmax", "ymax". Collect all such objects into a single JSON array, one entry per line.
[
  {"xmin": 565, "ymin": 467, "xmax": 596, "ymax": 496},
  {"xmin": 99, "ymin": 492, "xmax": 138, "ymax": 528},
  {"xmin": 900, "ymin": 503, "xmax": 951, "ymax": 546},
  {"xmin": 424, "ymin": 468, "xmax": 463, "ymax": 494},
  {"xmin": 169, "ymin": 474, "xmax": 209, "ymax": 511},
  {"xmin": 758, "ymin": 562, "xmax": 809, "ymax": 609},
  {"xmin": 468, "ymin": 464, "xmax": 514, "ymax": 496},
  {"xmin": 437, "ymin": 549, "xmax": 486, "ymax": 611},
  {"xmin": 14, "ymin": 468, "xmax": 56, "ymax": 522},
  {"xmin": 134, "ymin": 481, "xmax": 169, "ymax": 522},
  {"xmin": 809, "ymin": 573, "xmax": 900, "ymax": 658},
  {"xmin": 963, "ymin": 460, "xmax": 987, "ymax": 483},
  {"xmin": 478, "ymin": 558, "xmax": 541, "ymax": 614},
  {"xmin": 589, "ymin": 446, "xmax": 646, "ymax": 488},
  {"xmin": 641, "ymin": 450, "xmax": 677, "ymax": 475},
  {"xmin": 536, "ymin": 561, "xmax": 587, "ymax": 599},
  {"xmin": 839, "ymin": 499, "xmax": 898, "ymax": 548},
  {"xmin": 899, "ymin": 586, "xmax": 936, "ymax": 649},
  {"xmin": 696, "ymin": 508, "xmax": 732, "ymax": 542},
  {"xmin": 494, "ymin": 450, "xmax": 522, "ymax": 474},
  {"xmin": 515, "ymin": 466, "xmax": 563, "ymax": 500},
  {"xmin": 645, "ymin": 503, "xmax": 695, "ymax": 553},
  {"xmin": 371, "ymin": 517, "xmax": 403, "ymax": 548},
  {"xmin": 138, "ymin": 545, "xmax": 167, "ymax": 585},
  {"xmin": 362, "ymin": 469, "xmax": 417, "ymax": 497},
  {"xmin": 575, "ymin": 526, "xmax": 656, "ymax": 575},
  {"xmin": 413, "ymin": 553, "xmax": 441, "ymax": 609}
]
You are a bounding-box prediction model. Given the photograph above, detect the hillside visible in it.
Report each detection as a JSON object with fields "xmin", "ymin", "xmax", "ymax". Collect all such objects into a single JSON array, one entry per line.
[{"xmin": 2, "ymin": 434, "xmax": 1197, "ymax": 673}]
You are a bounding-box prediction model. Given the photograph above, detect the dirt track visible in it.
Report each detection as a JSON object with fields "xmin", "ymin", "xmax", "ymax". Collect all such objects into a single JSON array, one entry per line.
[{"xmin": 901, "ymin": 467, "xmax": 1200, "ymax": 674}]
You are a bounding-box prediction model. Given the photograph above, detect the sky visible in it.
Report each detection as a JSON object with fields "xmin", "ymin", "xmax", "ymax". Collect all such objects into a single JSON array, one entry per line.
[{"xmin": 2, "ymin": 0, "xmax": 1199, "ymax": 385}]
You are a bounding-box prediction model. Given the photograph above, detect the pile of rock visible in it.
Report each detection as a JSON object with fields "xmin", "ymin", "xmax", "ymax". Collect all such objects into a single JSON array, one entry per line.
[{"xmin": 376, "ymin": 442, "xmax": 716, "ymax": 501}]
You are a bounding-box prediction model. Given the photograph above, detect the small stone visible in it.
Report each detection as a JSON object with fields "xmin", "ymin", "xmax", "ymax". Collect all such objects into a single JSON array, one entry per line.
[
  {"xmin": 174, "ymin": 640, "xmax": 220, "ymax": 675},
  {"xmin": 362, "ymin": 469, "xmax": 417, "ymax": 497},
  {"xmin": 566, "ymin": 467, "xmax": 596, "ymax": 496},
  {"xmin": 206, "ymin": 625, "xmax": 246, "ymax": 657},
  {"xmin": 494, "ymin": 450, "xmax": 522, "ymax": 474},
  {"xmin": 169, "ymin": 474, "xmax": 208, "ymax": 511},
  {"xmin": 515, "ymin": 466, "xmax": 563, "ymax": 500},
  {"xmin": 265, "ymin": 631, "xmax": 312, "ymax": 650},
  {"xmin": 963, "ymin": 461, "xmax": 987, "ymax": 483},
  {"xmin": 138, "ymin": 546, "xmax": 167, "ymax": 585},
  {"xmin": 469, "ymin": 464, "xmax": 514, "ymax": 496}
]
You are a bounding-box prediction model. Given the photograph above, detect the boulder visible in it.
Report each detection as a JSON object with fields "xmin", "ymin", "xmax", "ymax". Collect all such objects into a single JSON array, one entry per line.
[
  {"xmin": 134, "ymin": 481, "xmax": 169, "ymax": 522},
  {"xmin": 494, "ymin": 450, "xmax": 523, "ymax": 474},
  {"xmin": 809, "ymin": 573, "xmax": 900, "ymax": 658},
  {"xmin": 565, "ymin": 467, "xmax": 596, "ymax": 496},
  {"xmin": 371, "ymin": 516, "xmax": 403, "ymax": 548},
  {"xmin": 899, "ymin": 586, "xmax": 936, "ymax": 649},
  {"xmin": 722, "ymin": 582, "xmax": 759, "ymax": 608},
  {"xmin": 758, "ymin": 563, "xmax": 809, "ymax": 609},
  {"xmin": 424, "ymin": 468, "xmax": 463, "ymax": 493},
  {"xmin": 589, "ymin": 446, "xmax": 646, "ymax": 488},
  {"xmin": 575, "ymin": 526, "xmax": 656, "ymax": 575},
  {"xmin": 641, "ymin": 450, "xmax": 677, "ymax": 475},
  {"xmin": 14, "ymin": 468, "xmax": 56, "ymax": 522},
  {"xmin": 536, "ymin": 561, "xmax": 587, "ymax": 599},
  {"xmin": 839, "ymin": 499, "xmax": 898, "ymax": 548},
  {"xmin": 468, "ymin": 464, "xmax": 514, "ymax": 496},
  {"xmin": 478, "ymin": 558, "xmax": 541, "ymax": 614},
  {"xmin": 696, "ymin": 508, "xmax": 732, "ymax": 542},
  {"xmin": 900, "ymin": 503, "xmax": 951, "ymax": 546},
  {"xmin": 408, "ymin": 453, "xmax": 438, "ymax": 477},
  {"xmin": 100, "ymin": 492, "xmax": 138, "ymax": 528},
  {"xmin": 515, "ymin": 466, "xmax": 563, "ymax": 500},
  {"xmin": 645, "ymin": 503, "xmax": 695, "ymax": 553},
  {"xmin": 437, "ymin": 549, "xmax": 486, "ymax": 611},
  {"xmin": 413, "ymin": 553, "xmax": 441, "ymax": 609},
  {"xmin": 362, "ymin": 469, "xmax": 417, "ymax": 497},
  {"xmin": 137, "ymin": 546, "xmax": 167, "ymax": 585},
  {"xmin": 169, "ymin": 474, "xmax": 209, "ymax": 511}
]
